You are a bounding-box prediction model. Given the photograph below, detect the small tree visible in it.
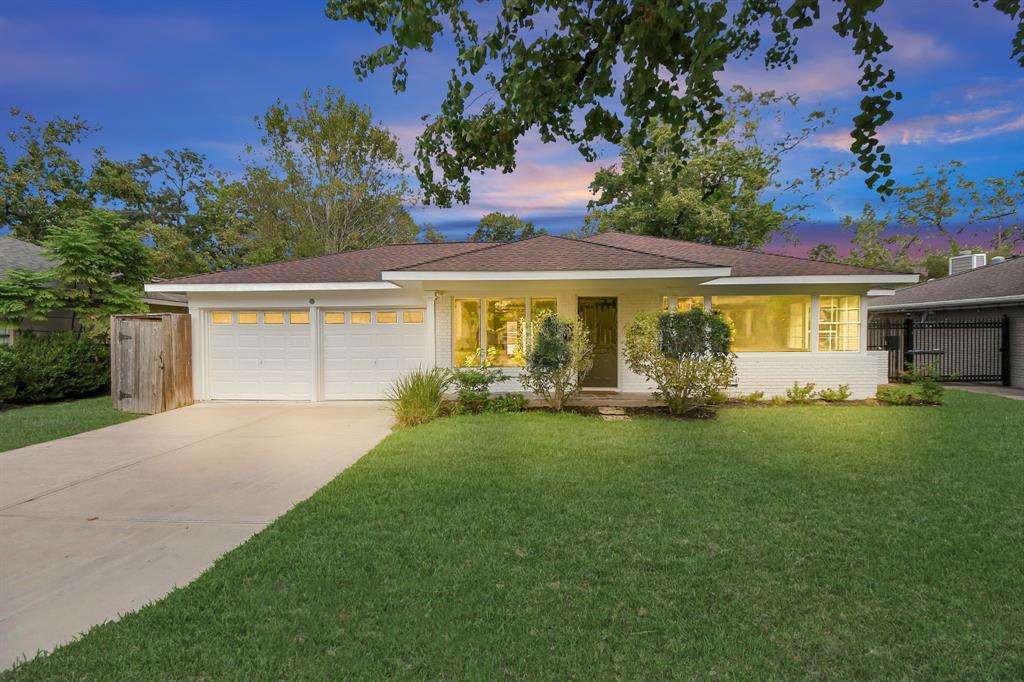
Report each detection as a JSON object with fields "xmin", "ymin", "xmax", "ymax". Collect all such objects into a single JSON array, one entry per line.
[
  {"xmin": 517, "ymin": 313, "xmax": 593, "ymax": 411},
  {"xmin": 624, "ymin": 309, "xmax": 736, "ymax": 416}
]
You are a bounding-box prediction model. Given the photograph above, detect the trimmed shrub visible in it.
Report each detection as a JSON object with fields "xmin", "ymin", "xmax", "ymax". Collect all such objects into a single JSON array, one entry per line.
[
  {"xmin": 4, "ymin": 333, "xmax": 109, "ymax": 404},
  {"xmin": 876, "ymin": 385, "xmax": 916, "ymax": 405},
  {"xmin": 386, "ymin": 368, "xmax": 451, "ymax": 427},
  {"xmin": 907, "ymin": 361, "xmax": 945, "ymax": 405},
  {"xmin": 738, "ymin": 391, "xmax": 765, "ymax": 403},
  {"xmin": 624, "ymin": 309, "xmax": 736, "ymax": 416},
  {"xmin": 447, "ymin": 366, "xmax": 504, "ymax": 413},
  {"xmin": 785, "ymin": 382, "xmax": 816, "ymax": 404},
  {"xmin": 817, "ymin": 384, "xmax": 852, "ymax": 402},
  {"xmin": 485, "ymin": 393, "xmax": 528, "ymax": 413},
  {"xmin": 517, "ymin": 313, "xmax": 593, "ymax": 411}
]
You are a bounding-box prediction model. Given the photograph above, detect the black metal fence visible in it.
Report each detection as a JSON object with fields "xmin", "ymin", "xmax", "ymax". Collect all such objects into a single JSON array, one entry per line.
[{"xmin": 867, "ymin": 317, "xmax": 1011, "ymax": 385}]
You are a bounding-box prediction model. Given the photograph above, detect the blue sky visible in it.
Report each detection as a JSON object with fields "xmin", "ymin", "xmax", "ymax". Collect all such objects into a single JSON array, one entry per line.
[{"xmin": 2, "ymin": 0, "xmax": 1022, "ymax": 253}]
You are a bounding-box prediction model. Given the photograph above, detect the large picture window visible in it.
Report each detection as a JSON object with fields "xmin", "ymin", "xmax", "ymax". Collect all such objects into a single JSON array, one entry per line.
[
  {"xmin": 819, "ymin": 295, "xmax": 861, "ymax": 352},
  {"xmin": 712, "ymin": 295, "xmax": 811, "ymax": 352},
  {"xmin": 453, "ymin": 296, "xmax": 556, "ymax": 367}
]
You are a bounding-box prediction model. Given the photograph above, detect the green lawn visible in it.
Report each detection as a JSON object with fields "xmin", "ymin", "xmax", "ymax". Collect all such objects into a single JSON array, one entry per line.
[
  {"xmin": 5, "ymin": 390, "xmax": 1023, "ymax": 680},
  {"xmin": 0, "ymin": 396, "xmax": 140, "ymax": 453}
]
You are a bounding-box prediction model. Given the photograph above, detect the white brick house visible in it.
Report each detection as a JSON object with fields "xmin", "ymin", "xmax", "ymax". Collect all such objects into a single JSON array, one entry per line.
[{"xmin": 146, "ymin": 232, "xmax": 918, "ymax": 401}]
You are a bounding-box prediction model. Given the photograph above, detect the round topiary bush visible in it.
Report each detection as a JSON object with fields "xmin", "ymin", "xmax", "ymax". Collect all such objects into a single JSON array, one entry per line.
[{"xmin": 624, "ymin": 308, "xmax": 736, "ymax": 416}]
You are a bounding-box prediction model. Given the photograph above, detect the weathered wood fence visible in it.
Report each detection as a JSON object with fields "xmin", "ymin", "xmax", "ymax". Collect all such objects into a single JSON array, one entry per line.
[{"xmin": 110, "ymin": 314, "xmax": 193, "ymax": 414}]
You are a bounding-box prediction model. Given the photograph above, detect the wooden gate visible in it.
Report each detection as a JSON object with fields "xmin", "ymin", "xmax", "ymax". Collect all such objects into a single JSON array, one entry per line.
[{"xmin": 111, "ymin": 314, "xmax": 193, "ymax": 414}]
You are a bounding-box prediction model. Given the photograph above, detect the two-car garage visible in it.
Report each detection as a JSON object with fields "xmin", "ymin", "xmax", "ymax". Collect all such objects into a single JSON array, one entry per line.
[{"xmin": 206, "ymin": 308, "xmax": 427, "ymax": 400}]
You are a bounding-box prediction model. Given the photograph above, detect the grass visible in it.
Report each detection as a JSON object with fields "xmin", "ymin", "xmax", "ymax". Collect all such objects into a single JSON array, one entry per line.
[
  {"xmin": 0, "ymin": 396, "xmax": 140, "ymax": 453},
  {"xmin": 5, "ymin": 390, "xmax": 1023, "ymax": 679}
]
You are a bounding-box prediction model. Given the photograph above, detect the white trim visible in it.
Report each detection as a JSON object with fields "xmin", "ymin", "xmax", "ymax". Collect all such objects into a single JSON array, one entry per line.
[
  {"xmin": 142, "ymin": 297, "xmax": 187, "ymax": 308},
  {"xmin": 866, "ymin": 289, "xmax": 897, "ymax": 297},
  {"xmin": 145, "ymin": 282, "xmax": 400, "ymax": 293},
  {"xmin": 382, "ymin": 268, "xmax": 731, "ymax": 281},
  {"xmin": 701, "ymin": 274, "xmax": 919, "ymax": 286},
  {"xmin": 424, "ymin": 291, "xmax": 437, "ymax": 369},
  {"xmin": 868, "ymin": 294, "xmax": 1024, "ymax": 312}
]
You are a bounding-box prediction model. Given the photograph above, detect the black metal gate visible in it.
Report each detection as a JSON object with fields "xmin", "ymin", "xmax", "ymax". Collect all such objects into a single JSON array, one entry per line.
[{"xmin": 867, "ymin": 316, "xmax": 1011, "ymax": 385}]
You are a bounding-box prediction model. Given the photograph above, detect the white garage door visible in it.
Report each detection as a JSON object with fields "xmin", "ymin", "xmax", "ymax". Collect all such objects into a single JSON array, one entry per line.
[
  {"xmin": 322, "ymin": 309, "xmax": 427, "ymax": 399},
  {"xmin": 208, "ymin": 310, "xmax": 312, "ymax": 400}
]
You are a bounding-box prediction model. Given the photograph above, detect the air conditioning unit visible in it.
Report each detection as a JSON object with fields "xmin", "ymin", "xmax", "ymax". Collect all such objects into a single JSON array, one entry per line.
[{"xmin": 948, "ymin": 252, "xmax": 987, "ymax": 276}]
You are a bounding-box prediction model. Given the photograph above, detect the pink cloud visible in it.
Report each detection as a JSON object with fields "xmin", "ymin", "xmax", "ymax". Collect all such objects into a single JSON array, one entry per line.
[{"xmin": 810, "ymin": 107, "xmax": 1022, "ymax": 150}]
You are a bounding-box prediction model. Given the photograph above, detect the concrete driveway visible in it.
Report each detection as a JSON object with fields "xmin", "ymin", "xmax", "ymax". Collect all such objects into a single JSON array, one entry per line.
[{"xmin": 0, "ymin": 401, "xmax": 393, "ymax": 669}]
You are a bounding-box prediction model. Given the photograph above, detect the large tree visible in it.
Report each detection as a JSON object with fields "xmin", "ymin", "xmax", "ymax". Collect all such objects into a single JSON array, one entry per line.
[
  {"xmin": 91, "ymin": 149, "xmax": 248, "ymax": 277},
  {"xmin": 326, "ymin": 0, "xmax": 1024, "ymax": 206},
  {"xmin": 233, "ymin": 87, "xmax": 418, "ymax": 260},
  {"xmin": 809, "ymin": 163, "xmax": 1023, "ymax": 277},
  {"xmin": 0, "ymin": 109, "xmax": 96, "ymax": 243},
  {"xmin": 470, "ymin": 212, "xmax": 544, "ymax": 242},
  {"xmin": 0, "ymin": 208, "xmax": 152, "ymax": 338},
  {"xmin": 585, "ymin": 88, "xmax": 844, "ymax": 248}
]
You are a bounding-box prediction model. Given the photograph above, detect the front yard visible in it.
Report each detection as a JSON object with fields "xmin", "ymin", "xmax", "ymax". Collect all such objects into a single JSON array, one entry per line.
[
  {"xmin": 5, "ymin": 390, "xmax": 1023, "ymax": 679},
  {"xmin": 0, "ymin": 397, "xmax": 139, "ymax": 454}
]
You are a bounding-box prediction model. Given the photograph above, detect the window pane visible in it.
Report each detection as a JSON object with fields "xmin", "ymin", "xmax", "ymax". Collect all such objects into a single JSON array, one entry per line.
[
  {"xmin": 532, "ymin": 297, "xmax": 557, "ymax": 317},
  {"xmin": 237, "ymin": 312, "xmax": 258, "ymax": 324},
  {"xmin": 212, "ymin": 311, "xmax": 232, "ymax": 325},
  {"xmin": 819, "ymin": 295, "xmax": 861, "ymax": 352},
  {"xmin": 324, "ymin": 312, "xmax": 345, "ymax": 324},
  {"xmin": 453, "ymin": 299, "xmax": 481, "ymax": 366},
  {"xmin": 263, "ymin": 311, "xmax": 284, "ymax": 324},
  {"xmin": 290, "ymin": 311, "xmax": 309, "ymax": 324},
  {"xmin": 662, "ymin": 295, "xmax": 670, "ymax": 312},
  {"xmin": 712, "ymin": 296, "xmax": 811, "ymax": 352},
  {"xmin": 486, "ymin": 298, "xmax": 526, "ymax": 367},
  {"xmin": 403, "ymin": 310, "xmax": 424, "ymax": 323},
  {"xmin": 676, "ymin": 296, "xmax": 704, "ymax": 312},
  {"xmin": 376, "ymin": 311, "xmax": 397, "ymax": 324},
  {"xmin": 351, "ymin": 312, "xmax": 371, "ymax": 324}
]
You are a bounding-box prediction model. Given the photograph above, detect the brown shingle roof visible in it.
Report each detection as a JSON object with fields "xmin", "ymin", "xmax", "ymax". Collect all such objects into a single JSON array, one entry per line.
[
  {"xmin": 393, "ymin": 235, "xmax": 720, "ymax": 272},
  {"xmin": 158, "ymin": 242, "xmax": 493, "ymax": 285},
  {"xmin": 869, "ymin": 256, "xmax": 1024, "ymax": 308},
  {"xmin": 584, "ymin": 231, "xmax": 902, "ymax": 277}
]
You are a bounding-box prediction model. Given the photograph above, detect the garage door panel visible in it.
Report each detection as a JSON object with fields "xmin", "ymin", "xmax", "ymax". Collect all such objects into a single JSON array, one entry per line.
[
  {"xmin": 321, "ymin": 309, "xmax": 426, "ymax": 400},
  {"xmin": 208, "ymin": 310, "xmax": 313, "ymax": 400}
]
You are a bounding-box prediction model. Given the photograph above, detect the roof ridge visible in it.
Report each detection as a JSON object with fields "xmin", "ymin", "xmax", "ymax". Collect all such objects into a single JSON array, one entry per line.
[
  {"xmin": 388, "ymin": 239, "xmax": 514, "ymax": 271},
  {"xmin": 391, "ymin": 232, "xmax": 726, "ymax": 272},
  {"xmin": 545, "ymin": 232, "xmax": 726, "ymax": 268},
  {"xmin": 590, "ymin": 231, "xmax": 906, "ymax": 275}
]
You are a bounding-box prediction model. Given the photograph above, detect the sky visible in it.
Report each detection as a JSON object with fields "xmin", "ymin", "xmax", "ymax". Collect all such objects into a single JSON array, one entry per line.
[{"xmin": 2, "ymin": 0, "xmax": 1022, "ymax": 255}]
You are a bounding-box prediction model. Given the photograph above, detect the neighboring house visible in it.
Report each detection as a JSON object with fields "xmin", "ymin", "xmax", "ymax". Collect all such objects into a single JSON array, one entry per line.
[
  {"xmin": 0, "ymin": 235, "xmax": 186, "ymax": 344},
  {"xmin": 869, "ymin": 254, "xmax": 1023, "ymax": 388},
  {"xmin": 146, "ymin": 232, "xmax": 916, "ymax": 401}
]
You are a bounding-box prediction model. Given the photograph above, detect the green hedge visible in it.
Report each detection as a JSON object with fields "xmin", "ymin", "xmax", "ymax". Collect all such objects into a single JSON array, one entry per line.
[{"xmin": 0, "ymin": 333, "xmax": 110, "ymax": 405}]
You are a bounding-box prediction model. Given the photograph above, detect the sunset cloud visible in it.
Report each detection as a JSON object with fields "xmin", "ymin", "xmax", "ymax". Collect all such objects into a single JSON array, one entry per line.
[{"xmin": 810, "ymin": 107, "xmax": 1022, "ymax": 151}]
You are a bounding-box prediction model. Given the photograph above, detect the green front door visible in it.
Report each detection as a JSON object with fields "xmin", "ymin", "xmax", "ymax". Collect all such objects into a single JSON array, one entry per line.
[{"xmin": 578, "ymin": 297, "xmax": 617, "ymax": 388}]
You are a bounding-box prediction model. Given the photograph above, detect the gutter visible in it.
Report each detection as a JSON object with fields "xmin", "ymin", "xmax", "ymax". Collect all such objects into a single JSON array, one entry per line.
[{"xmin": 869, "ymin": 294, "xmax": 1024, "ymax": 312}]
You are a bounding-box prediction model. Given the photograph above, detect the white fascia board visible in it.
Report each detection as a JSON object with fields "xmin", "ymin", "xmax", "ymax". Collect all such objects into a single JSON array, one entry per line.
[
  {"xmin": 144, "ymin": 281, "xmax": 400, "ymax": 293},
  {"xmin": 866, "ymin": 289, "xmax": 897, "ymax": 297},
  {"xmin": 868, "ymin": 294, "xmax": 1024, "ymax": 311},
  {"xmin": 381, "ymin": 267, "xmax": 732, "ymax": 281},
  {"xmin": 700, "ymin": 274, "xmax": 920, "ymax": 286},
  {"xmin": 142, "ymin": 297, "xmax": 187, "ymax": 307}
]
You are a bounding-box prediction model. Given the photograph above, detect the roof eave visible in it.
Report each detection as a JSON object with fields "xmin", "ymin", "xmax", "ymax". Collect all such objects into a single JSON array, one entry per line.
[
  {"xmin": 868, "ymin": 294, "xmax": 1024, "ymax": 311},
  {"xmin": 381, "ymin": 267, "xmax": 732, "ymax": 281},
  {"xmin": 144, "ymin": 281, "xmax": 400, "ymax": 293},
  {"xmin": 700, "ymin": 274, "xmax": 920, "ymax": 286}
]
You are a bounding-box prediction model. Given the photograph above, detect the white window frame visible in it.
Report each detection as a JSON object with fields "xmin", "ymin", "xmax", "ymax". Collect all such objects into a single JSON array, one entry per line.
[{"xmin": 452, "ymin": 295, "xmax": 557, "ymax": 368}]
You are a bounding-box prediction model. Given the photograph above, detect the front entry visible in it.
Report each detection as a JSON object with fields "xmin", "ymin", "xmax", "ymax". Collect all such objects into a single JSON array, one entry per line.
[{"xmin": 578, "ymin": 297, "xmax": 618, "ymax": 388}]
